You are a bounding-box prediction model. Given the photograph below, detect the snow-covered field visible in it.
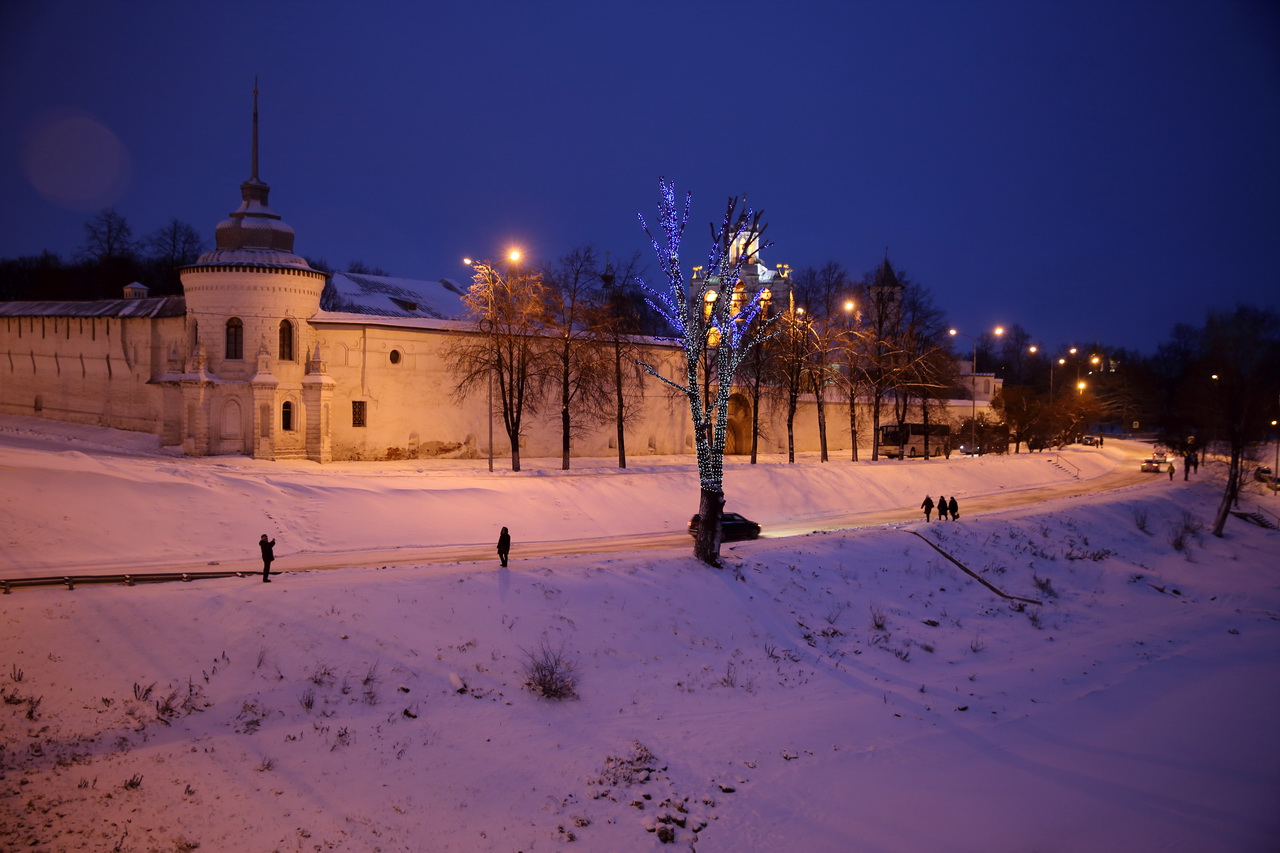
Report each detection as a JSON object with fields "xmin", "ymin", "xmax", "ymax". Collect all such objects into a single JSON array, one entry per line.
[{"xmin": 1, "ymin": 414, "xmax": 1277, "ymax": 852}]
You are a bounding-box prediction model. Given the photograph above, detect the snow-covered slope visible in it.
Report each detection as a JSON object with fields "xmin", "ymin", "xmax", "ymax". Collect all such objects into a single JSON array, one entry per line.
[{"xmin": 1, "ymin": 415, "xmax": 1277, "ymax": 852}]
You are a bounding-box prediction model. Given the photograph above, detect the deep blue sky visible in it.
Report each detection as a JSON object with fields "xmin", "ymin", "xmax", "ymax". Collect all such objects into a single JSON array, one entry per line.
[{"xmin": 2, "ymin": 0, "xmax": 1277, "ymax": 355}]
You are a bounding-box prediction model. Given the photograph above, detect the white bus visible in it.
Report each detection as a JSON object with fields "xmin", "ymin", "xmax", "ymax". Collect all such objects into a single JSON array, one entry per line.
[{"xmin": 878, "ymin": 423, "xmax": 951, "ymax": 459}]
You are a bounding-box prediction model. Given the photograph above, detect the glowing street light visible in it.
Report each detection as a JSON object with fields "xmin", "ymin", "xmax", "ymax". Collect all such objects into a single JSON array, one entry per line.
[
  {"xmin": 463, "ymin": 250, "xmax": 523, "ymax": 472},
  {"xmin": 950, "ymin": 326, "xmax": 1004, "ymax": 454}
]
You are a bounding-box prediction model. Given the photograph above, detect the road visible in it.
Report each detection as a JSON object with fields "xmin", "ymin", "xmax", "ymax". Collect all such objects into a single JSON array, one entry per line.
[{"xmin": 152, "ymin": 459, "xmax": 1156, "ymax": 578}]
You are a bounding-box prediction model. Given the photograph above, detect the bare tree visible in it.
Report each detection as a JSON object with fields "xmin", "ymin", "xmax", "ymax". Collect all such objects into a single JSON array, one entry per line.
[
  {"xmin": 636, "ymin": 181, "xmax": 778, "ymax": 566},
  {"xmin": 992, "ymin": 386, "xmax": 1044, "ymax": 453},
  {"xmin": 79, "ymin": 208, "xmax": 135, "ymax": 263},
  {"xmin": 849, "ymin": 259, "xmax": 907, "ymax": 460},
  {"xmin": 593, "ymin": 251, "xmax": 649, "ymax": 468},
  {"xmin": 791, "ymin": 263, "xmax": 851, "ymax": 462},
  {"xmin": 145, "ymin": 218, "xmax": 206, "ymax": 269},
  {"xmin": 769, "ymin": 292, "xmax": 819, "ymax": 463},
  {"xmin": 544, "ymin": 247, "xmax": 612, "ymax": 470},
  {"xmin": 346, "ymin": 260, "xmax": 391, "ymax": 276},
  {"xmin": 446, "ymin": 257, "xmax": 552, "ymax": 472},
  {"xmin": 737, "ymin": 294, "xmax": 778, "ymax": 464},
  {"xmin": 1189, "ymin": 306, "xmax": 1280, "ymax": 536},
  {"xmin": 833, "ymin": 314, "xmax": 869, "ymax": 461},
  {"xmin": 890, "ymin": 280, "xmax": 953, "ymax": 458}
]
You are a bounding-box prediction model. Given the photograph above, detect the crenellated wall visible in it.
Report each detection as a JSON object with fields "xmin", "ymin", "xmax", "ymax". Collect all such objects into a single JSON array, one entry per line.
[{"xmin": 0, "ymin": 313, "xmax": 183, "ymax": 433}]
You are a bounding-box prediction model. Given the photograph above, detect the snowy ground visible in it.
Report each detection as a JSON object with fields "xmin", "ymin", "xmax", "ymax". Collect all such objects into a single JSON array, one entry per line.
[{"xmin": 1, "ymin": 414, "xmax": 1278, "ymax": 852}]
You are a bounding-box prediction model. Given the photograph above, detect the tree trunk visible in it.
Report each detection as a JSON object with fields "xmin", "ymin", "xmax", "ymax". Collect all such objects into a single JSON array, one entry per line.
[
  {"xmin": 1211, "ymin": 446, "xmax": 1241, "ymax": 537},
  {"xmin": 786, "ymin": 401, "xmax": 797, "ymax": 464},
  {"xmin": 849, "ymin": 393, "xmax": 859, "ymax": 462},
  {"xmin": 614, "ymin": 338, "xmax": 626, "ymax": 469},
  {"xmin": 815, "ymin": 376, "xmax": 828, "ymax": 463},
  {"xmin": 561, "ymin": 405, "xmax": 570, "ymax": 470},
  {"xmin": 561, "ymin": 344, "xmax": 571, "ymax": 470},
  {"xmin": 870, "ymin": 394, "xmax": 883, "ymax": 461},
  {"xmin": 693, "ymin": 487, "xmax": 725, "ymax": 566},
  {"xmin": 750, "ymin": 387, "xmax": 761, "ymax": 464}
]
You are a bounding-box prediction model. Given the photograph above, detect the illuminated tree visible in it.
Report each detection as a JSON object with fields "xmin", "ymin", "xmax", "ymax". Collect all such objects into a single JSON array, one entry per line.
[
  {"xmin": 636, "ymin": 180, "xmax": 778, "ymax": 566},
  {"xmin": 446, "ymin": 258, "xmax": 552, "ymax": 472}
]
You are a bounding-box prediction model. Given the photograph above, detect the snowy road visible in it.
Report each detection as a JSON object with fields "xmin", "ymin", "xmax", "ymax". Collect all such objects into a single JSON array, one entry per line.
[{"xmin": 271, "ymin": 459, "xmax": 1156, "ymax": 575}]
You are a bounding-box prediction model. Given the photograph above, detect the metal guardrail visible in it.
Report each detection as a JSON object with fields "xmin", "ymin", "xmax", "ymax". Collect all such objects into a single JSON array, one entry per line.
[
  {"xmin": 1052, "ymin": 455, "xmax": 1081, "ymax": 478},
  {"xmin": 1, "ymin": 570, "xmax": 254, "ymax": 594}
]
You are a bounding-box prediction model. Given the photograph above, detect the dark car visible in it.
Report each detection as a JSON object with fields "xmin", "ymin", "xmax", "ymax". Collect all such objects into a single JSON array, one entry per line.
[{"xmin": 688, "ymin": 512, "xmax": 761, "ymax": 542}]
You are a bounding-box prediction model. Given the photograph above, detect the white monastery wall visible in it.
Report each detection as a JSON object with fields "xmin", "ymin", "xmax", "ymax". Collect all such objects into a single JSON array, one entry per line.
[{"xmin": 0, "ymin": 314, "xmax": 182, "ymax": 433}]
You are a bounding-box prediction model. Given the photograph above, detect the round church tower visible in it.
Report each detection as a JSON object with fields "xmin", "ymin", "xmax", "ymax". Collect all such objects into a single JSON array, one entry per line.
[{"xmin": 176, "ymin": 86, "xmax": 331, "ymax": 460}]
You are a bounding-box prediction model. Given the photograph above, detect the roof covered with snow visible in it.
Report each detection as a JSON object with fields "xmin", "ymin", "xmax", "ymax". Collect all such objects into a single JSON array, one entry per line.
[
  {"xmin": 324, "ymin": 272, "xmax": 470, "ymax": 320},
  {"xmin": 0, "ymin": 296, "xmax": 187, "ymax": 319}
]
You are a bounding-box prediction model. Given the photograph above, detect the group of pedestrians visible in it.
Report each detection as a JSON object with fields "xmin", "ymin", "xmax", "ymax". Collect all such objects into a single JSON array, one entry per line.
[{"xmin": 920, "ymin": 495, "xmax": 960, "ymax": 522}]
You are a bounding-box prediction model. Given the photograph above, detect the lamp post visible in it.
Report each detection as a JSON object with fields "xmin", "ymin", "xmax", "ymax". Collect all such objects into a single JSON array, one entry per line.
[
  {"xmin": 949, "ymin": 326, "xmax": 1004, "ymax": 454},
  {"xmin": 746, "ymin": 287, "xmax": 772, "ymax": 464},
  {"xmin": 1272, "ymin": 415, "xmax": 1278, "ymax": 496},
  {"xmin": 843, "ymin": 299, "xmax": 859, "ymax": 462},
  {"xmin": 463, "ymin": 249, "xmax": 521, "ymax": 472},
  {"xmin": 1027, "ymin": 345, "xmax": 1062, "ymax": 401}
]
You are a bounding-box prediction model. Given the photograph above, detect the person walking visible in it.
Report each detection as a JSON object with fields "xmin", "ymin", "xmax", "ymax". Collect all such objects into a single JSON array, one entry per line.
[
  {"xmin": 1167, "ymin": 461, "xmax": 1175, "ymax": 481},
  {"xmin": 921, "ymin": 495, "xmax": 935, "ymax": 522},
  {"xmin": 948, "ymin": 496, "xmax": 959, "ymax": 521},
  {"xmin": 259, "ymin": 534, "xmax": 276, "ymax": 583},
  {"xmin": 937, "ymin": 496, "xmax": 950, "ymax": 521},
  {"xmin": 497, "ymin": 526, "xmax": 511, "ymax": 567}
]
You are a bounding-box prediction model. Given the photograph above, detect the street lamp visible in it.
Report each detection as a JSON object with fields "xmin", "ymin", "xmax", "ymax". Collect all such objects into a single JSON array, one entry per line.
[
  {"xmin": 844, "ymin": 299, "xmax": 859, "ymax": 461},
  {"xmin": 463, "ymin": 249, "xmax": 522, "ymax": 472},
  {"xmin": 949, "ymin": 326, "xmax": 1004, "ymax": 454},
  {"xmin": 1272, "ymin": 416, "xmax": 1278, "ymax": 496}
]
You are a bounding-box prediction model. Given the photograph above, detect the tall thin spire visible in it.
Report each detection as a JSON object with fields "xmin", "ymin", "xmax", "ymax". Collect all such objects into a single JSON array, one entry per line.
[{"xmin": 251, "ymin": 77, "xmax": 260, "ymax": 182}]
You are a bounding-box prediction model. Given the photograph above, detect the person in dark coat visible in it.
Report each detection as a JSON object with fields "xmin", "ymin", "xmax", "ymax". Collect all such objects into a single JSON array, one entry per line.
[
  {"xmin": 497, "ymin": 527, "xmax": 511, "ymax": 567},
  {"xmin": 259, "ymin": 534, "xmax": 276, "ymax": 583},
  {"xmin": 948, "ymin": 496, "xmax": 959, "ymax": 521},
  {"xmin": 937, "ymin": 496, "xmax": 950, "ymax": 521},
  {"xmin": 920, "ymin": 495, "xmax": 934, "ymax": 522}
]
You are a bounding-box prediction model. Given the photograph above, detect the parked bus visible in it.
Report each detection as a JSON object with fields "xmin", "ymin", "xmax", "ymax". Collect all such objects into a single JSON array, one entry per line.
[{"xmin": 878, "ymin": 423, "xmax": 951, "ymax": 459}]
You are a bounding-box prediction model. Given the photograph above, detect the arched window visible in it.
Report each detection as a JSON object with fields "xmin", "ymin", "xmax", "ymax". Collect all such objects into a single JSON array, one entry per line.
[
  {"xmin": 279, "ymin": 319, "xmax": 294, "ymax": 361},
  {"xmin": 225, "ymin": 318, "xmax": 243, "ymax": 360},
  {"xmin": 281, "ymin": 400, "xmax": 294, "ymax": 432}
]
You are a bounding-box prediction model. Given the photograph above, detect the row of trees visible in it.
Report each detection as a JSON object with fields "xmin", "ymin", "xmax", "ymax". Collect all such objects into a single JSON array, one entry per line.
[
  {"xmin": 444, "ymin": 246, "xmax": 661, "ymax": 474},
  {"xmin": 0, "ymin": 207, "xmax": 388, "ymax": 302},
  {"xmin": 443, "ymin": 245, "xmax": 977, "ymax": 476},
  {"xmin": 0, "ymin": 209, "xmax": 206, "ymax": 301}
]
